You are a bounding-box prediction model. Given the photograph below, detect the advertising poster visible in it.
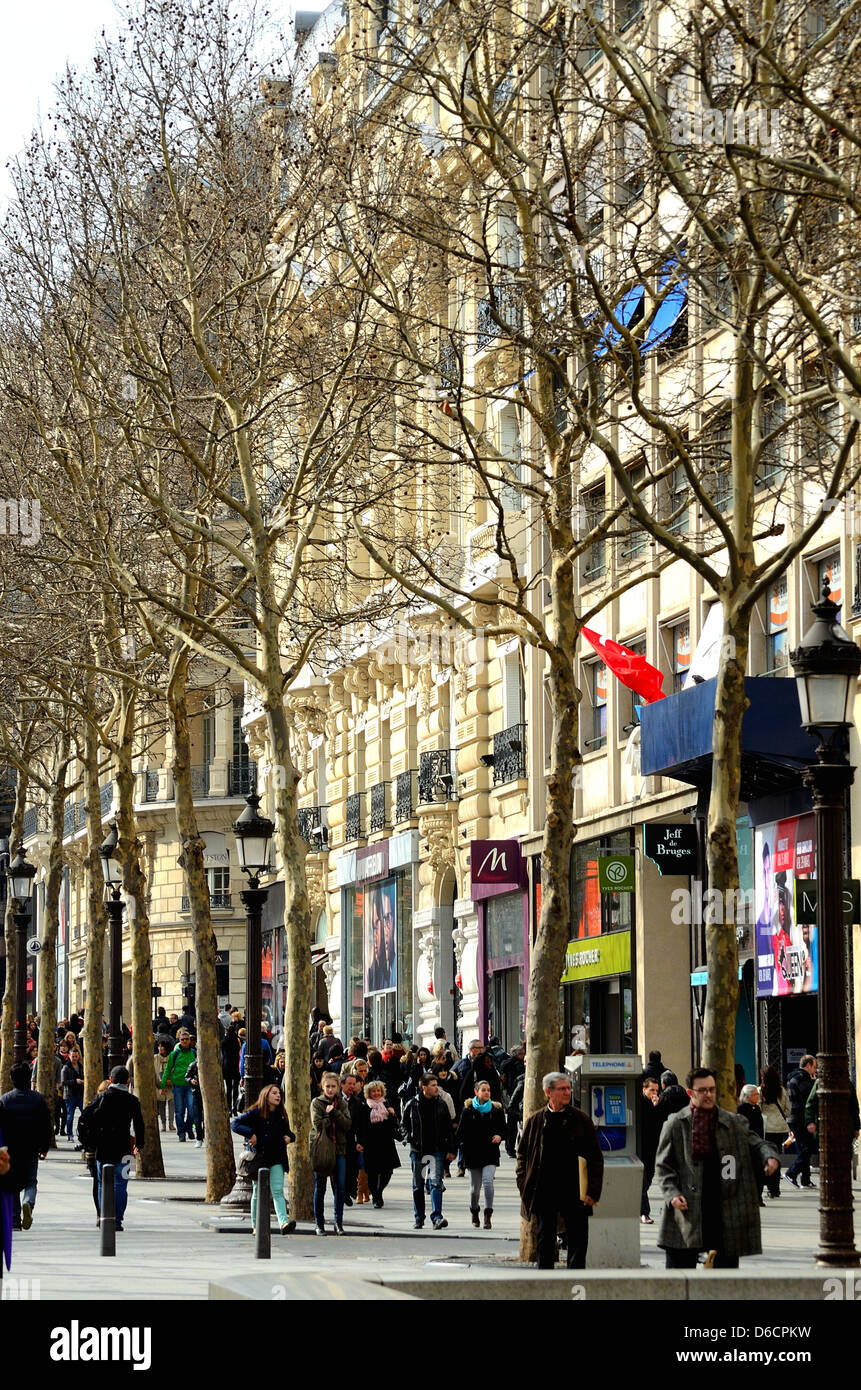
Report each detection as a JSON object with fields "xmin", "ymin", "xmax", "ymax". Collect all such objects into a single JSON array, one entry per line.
[
  {"xmin": 364, "ymin": 875, "xmax": 397, "ymax": 994},
  {"xmin": 754, "ymin": 815, "xmax": 818, "ymax": 998}
]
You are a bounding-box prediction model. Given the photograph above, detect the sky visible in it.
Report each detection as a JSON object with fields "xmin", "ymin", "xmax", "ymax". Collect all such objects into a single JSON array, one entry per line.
[
  {"xmin": 0, "ymin": 0, "xmax": 326, "ymax": 205},
  {"xmin": 0, "ymin": 0, "xmax": 121, "ymax": 201}
]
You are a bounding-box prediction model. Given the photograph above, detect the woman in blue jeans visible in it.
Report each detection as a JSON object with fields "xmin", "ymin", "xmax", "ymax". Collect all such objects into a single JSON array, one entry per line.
[
  {"xmin": 310, "ymin": 1073, "xmax": 352, "ymax": 1235},
  {"xmin": 61, "ymin": 1049, "xmax": 85, "ymax": 1144},
  {"xmin": 231, "ymin": 1085, "xmax": 296, "ymax": 1235}
]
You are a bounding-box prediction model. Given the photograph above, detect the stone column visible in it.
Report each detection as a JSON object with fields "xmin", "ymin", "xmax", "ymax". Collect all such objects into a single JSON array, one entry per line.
[
  {"xmin": 209, "ymin": 684, "xmax": 232, "ymax": 797},
  {"xmin": 413, "ymin": 905, "xmax": 442, "ymax": 1045},
  {"xmin": 453, "ymin": 897, "xmax": 480, "ymax": 1053}
]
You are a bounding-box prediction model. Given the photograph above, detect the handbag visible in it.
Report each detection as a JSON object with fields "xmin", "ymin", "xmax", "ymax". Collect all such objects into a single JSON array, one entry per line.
[
  {"xmin": 310, "ymin": 1122, "xmax": 337, "ymax": 1176},
  {"xmin": 245, "ymin": 1148, "xmax": 265, "ymax": 1178}
]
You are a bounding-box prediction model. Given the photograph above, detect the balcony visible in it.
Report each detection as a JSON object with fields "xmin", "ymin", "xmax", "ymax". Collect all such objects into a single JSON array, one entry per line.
[
  {"xmin": 394, "ymin": 769, "xmax": 418, "ymax": 824},
  {"xmin": 22, "ymin": 808, "xmax": 40, "ymax": 838},
  {"xmin": 181, "ymin": 892, "xmax": 233, "ymax": 913},
  {"xmin": 418, "ymin": 749, "xmax": 456, "ymax": 804},
  {"xmin": 63, "ymin": 803, "xmax": 75, "ymax": 838},
  {"xmin": 345, "ymin": 792, "xmax": 365, "ymax": 843},
  {"xmin": 298, "ymin": 804, "xmax": 329, "ymax": 849},
  {"xmin": 369, "ymin": 781, "xmax": 389, "ymax": 833},
  {"xmin": 143, "ymin": 769, "xmax": 160, "ymax": 802},
  {"xmin": 100, "ymin": 782, "xmax": 114, "ymax": 816},
  {"xmin": 475, "ymin": 283, "xmax": 523, "ymax": 351},
  {"xmin": 438, "ymin": 341, "xmax": 460, "ymax": 389},
  {"xmin": 139, "ymin": 760, "xmax": 256, "ymax": 801},
  {"xmin": 493, "ymin": 723, "xmax": 527, "ymax": 786}
]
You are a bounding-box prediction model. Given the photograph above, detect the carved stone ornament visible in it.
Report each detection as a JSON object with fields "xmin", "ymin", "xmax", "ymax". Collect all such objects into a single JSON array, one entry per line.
[
  {"xmin": 322, "ymin": 953, "xmax": 336, "ymax": 994},
  {"xmin": 418, "ymin": 810, "xmax": 456, "ymax": 873},
  {"xmin": 416, "ymin": 663, "xmax": 434, "ymax": 721},
  {"xmin": 305, "ymin": 857, "xmax": 327, "ymax": 913}
]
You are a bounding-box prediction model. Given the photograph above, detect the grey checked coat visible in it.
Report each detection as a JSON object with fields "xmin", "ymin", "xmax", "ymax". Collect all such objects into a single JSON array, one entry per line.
[{"xmin": 655, "ymin": 1106, "xmax": 778, "ymax": 1258}]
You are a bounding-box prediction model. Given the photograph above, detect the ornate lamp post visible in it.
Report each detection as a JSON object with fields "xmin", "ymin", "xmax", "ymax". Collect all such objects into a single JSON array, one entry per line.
[
  {"xmin": 9, "ymin": 845, "xmax": 36, "ymax": 1065},
  {"xmin": 99, "ymin": 822, "xmax": 127, "ymax": 1077},
  {"xmin": 790, "ymin": 582, "xmax": 861, "ymax": 1266},
  {"xmin": 233, "ymin": 793, "xmax": 274, "ymax": 1110}
]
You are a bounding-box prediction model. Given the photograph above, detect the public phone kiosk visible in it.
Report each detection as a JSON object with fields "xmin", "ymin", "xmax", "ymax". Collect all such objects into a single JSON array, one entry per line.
[{"xmin": 565, "ymin": 1053, "xmax": 644, "ymax": 1267}]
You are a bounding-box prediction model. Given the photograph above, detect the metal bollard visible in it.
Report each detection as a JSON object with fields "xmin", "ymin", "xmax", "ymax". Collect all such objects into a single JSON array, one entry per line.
[
  {"xmin": 255, "ymin": 1169, "xmax": 271, "ymax": 1260},
  {"xmin": 99, "ymin": 1164, "xmax": 116, "ymax": 1257}
]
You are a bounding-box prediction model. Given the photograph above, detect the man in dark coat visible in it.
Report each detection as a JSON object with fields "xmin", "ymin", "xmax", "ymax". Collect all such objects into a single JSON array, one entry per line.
[
  {"xmin": 786, "ymin": 1055, "xmax": 817, "ymax": 1188},
  {"xmin": 458, "ymin": 1050, "xmax": 502, "ymax": 1105},
  {"xmin": 655, "ymin": 1066, "xmax": 779, "ymax": 1268},
  {"xmin": 516, "ymin": 1070, "xmax": 604, "ymax": 1270},
  {"xmin": 401, "ymin": 1074, "xmax": 456, "ymax": 1230},
  {"xmin": 0, "ymin": 1063, "xmax": 53, "ymax": 1231},
  {"xmin": 84, "ymin": 1065, "xmax": 145, "ymax": 1231},
  {"xmin": 656, "ymin": 1070, "xmax": 689, "ymax": 1123}
]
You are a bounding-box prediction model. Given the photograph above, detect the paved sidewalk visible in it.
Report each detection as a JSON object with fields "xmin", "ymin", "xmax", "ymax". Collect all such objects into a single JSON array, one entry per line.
[{"xmin": 3, "ymin": 1130, "xmax": 857, "ymax": 1299}]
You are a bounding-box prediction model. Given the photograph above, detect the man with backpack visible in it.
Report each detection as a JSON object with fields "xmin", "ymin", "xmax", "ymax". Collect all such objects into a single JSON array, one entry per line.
[{"xmin": 78, "ymin": 1066, "xmax": 145, "ymax": 1232}]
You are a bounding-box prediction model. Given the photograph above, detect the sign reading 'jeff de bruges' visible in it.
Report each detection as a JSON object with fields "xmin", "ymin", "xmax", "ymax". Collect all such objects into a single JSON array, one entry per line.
[{"xmin": 643, "ymin": 823, "xmax": 698, "ymax": 874}]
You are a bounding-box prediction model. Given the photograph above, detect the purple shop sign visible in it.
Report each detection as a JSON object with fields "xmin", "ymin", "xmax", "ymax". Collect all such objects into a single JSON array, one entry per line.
[
  {"xmin": 356, "ymin": 840, "xmax": 390, "ymax": 882},
  {"xmin": 471, "ymin": 839, "xmax": 522, "ymax": 887}
]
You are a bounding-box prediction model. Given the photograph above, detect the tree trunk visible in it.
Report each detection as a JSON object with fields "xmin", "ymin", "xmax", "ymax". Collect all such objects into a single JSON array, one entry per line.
[
  {"xmin": 168, "ymin": 656, "xmax": 236, "ymax": 1201},
  {"xmin": 264, "ymin": 692, "xmax": 313, "ymax": 1222},
  {"xmin": 115, "ymin": 708, "xmax": 164, "ymax": 1178},
  {"xmin": 519, "ymin": 558, "xmax": 580, "ymax": 1260},
  {"xmin": 82, "ymin": 719, "xmax": 107, "ymax": 1105},
  {"xmin": 35, "ymin": 761, "xmax": 69, "ymax": 1128},
  {"xmin": 0, "ymin": 772, "xmax": 28, "ymax": 1093},
  {"xmin": 702, "ymin": 605, "xmax": 751, "ymax": 1108}
]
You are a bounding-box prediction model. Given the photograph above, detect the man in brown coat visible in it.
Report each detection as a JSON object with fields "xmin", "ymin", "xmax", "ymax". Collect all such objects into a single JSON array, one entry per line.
[
  {"xmin": 516, "ymin": 1071, "xmax": 604, "ymax": 1269},
  {"xmin": 655, "ymin": 1066, "xmax": 780, "ymax": 1268}
]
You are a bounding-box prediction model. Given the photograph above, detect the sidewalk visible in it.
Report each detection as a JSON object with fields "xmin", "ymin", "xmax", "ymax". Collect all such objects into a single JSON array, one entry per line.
[{"xmin": 3, "ymin": 1131, "xmax": 857, "ymax": 1299}]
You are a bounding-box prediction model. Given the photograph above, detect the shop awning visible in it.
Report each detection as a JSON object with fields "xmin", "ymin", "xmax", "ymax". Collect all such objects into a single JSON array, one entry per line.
[{"xmin": 640, "ymin": 676, "xmax": 816, "ymax": 800}]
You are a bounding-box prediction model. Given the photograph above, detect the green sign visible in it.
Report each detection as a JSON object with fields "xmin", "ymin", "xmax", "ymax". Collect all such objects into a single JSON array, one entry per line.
[
  {"xmin": 561, "ymin": 930, "xmax": 632, "ymax": 984},
  {"xmin": 795, "ymin": 879, "xmax": 861, "ymax": 925},
  {"xmin": 597, "ymin": 854, "xmax": 635, "ymax": 893}
]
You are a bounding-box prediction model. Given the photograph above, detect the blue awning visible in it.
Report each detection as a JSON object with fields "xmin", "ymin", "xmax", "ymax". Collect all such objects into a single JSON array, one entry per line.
[
  {"xmin": 595, "ymin": 284, "xmax": 645, "ymax": 357},
  {"xmin": 640, "ymin": 677, "xmax": 817, "ymax": 800},
  {"xmin": 642, "ymin": 262, "xmax": 687, "ymax": 352}
]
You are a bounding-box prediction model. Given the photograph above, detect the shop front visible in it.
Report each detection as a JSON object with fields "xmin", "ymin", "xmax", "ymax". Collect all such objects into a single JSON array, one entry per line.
[
  {"xmin": 471, "ymin": 839, "xmax": 528, "ymax": 1051},
  {"xmin": 339, "ymin": 831, "xmax": 418, "ymax": 1046},
  {"xmin": 562, "ymin": 834, "xmax": 635, "ymax": 1055}
]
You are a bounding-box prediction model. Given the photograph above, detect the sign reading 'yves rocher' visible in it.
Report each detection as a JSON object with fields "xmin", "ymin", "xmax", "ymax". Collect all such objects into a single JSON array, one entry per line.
[
  {"xmin": 471, "ymin": 839, "xmax": 522, "ymax": 886},
  {"xmin": 643, "ymin": 823, "xmax": 698, "ymax": 874}
]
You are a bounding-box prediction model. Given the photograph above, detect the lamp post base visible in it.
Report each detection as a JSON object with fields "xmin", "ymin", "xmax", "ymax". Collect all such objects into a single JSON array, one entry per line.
[{"xmin": 219, "ymin": 1148, "xmax": 254, "ymax": 1213}]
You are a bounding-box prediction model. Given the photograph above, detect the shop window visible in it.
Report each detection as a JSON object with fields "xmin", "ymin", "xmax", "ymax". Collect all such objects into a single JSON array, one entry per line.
[
  {"xmin": 765, "ymin": 575, "xmax": 789, "ymax": 673},
  {"xmin": 813, "ymin": 550, "xmax": 841, "ymax": 616}
]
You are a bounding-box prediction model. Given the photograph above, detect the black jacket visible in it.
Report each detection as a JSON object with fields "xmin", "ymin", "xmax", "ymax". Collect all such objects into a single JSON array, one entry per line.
[
  {"xmin": 738, "ymin": 1102, "xmax": 764, "ymax": 1139},
  {"xmin": 787, "ymin": 1067, "xmax": 815, "ymax": 1131},
  {"xmin": 458, "ymin": 1057, "xmax": 502, "ymax": 1105},
  {"xmin": 85, "ymin": 1085, "xmax": 145, "ymax": 1162},
  {"xmin": 455, "ymin": 1099, "xmax": 505, "ymax": 1169},
  {"xmin": 231, "ymin": 1105, "xmax": 295, "ymax": 1169},
  {"xmin": 0, "ymin": 1087, "xmax": 53, "ymax": 1187},
  {"xmin": 61, "ymin": 1061, "xmax": 85, "ymax": 1101},
  {"xmin": 656, "ymin": 1086, "xmax": 689, "ymax": 1123},
  {"xmin": 401, "ymin": 1094, "xmax": 455, "ymax": 1156}
]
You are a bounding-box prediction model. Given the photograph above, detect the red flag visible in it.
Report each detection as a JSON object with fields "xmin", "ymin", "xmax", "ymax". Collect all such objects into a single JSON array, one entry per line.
[{"xmin": 581, "ymin": 627, "xmax": 666, "ymax": 704}]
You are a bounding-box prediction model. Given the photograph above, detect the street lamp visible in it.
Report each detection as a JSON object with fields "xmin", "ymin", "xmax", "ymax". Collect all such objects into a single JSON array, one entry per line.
[
  {"xmin": 9, "ymin": 844, "xmax": 35, "ymax": 1066},
  {"xmin": 790, "ymin": 581, "xmax": 861, "ymax": 1267},
  {"xmin": 233, "ymin": 793, "xmax": 274, "ymax": 1110},
  {"xmin": 99, "ymin": 821, "xmax": 126, "ymax": 1077}
]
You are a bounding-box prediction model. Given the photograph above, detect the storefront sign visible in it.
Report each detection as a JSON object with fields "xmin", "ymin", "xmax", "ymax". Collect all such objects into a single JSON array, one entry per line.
[
  {"xmin": 202, "ymin": 831, "xmax": 229, "ymax": 867},
  {"xmin": 597, "ymin": 855, "xmax": 635, "ymax": 893},
  {"xmin": 560, "ymin": 930, "xmax": 631, "ymax": 983},
  {"xmin": 356, "ymin": 840, "xmax": 390, "ymax": 882},
  {"xmin": 471, "ymin": 839, "xmax": 522, "ymax": 886},
  {"xmin": 794, "ymin": 879, "xmax": 860, "ymax": 925},
  {"xmin": 643, "ymin": 823, "xmax": 697, "ymax": 874}
]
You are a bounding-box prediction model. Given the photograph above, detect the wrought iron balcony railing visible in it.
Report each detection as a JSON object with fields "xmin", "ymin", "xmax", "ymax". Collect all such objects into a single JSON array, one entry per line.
[
  {"xmin": 394, "ymin": 769, "xmax": 417, "ymax": 824},
  {"xmin": 418, "ymin": 749, "xmax": 456, "ymax": 804},
  {"xmin": 493, "ymin": 723, "xmax": 527, "ymax": 786},
  {"xmin": 143, "ymin": 769, "xmax": 161, "ymax": 802},
  {"xmin": 99, "ymin": 782, "xmax": 114, "ymax": 816},
  {"xmin": 370, "ymin": 781, "xmax": 389, "ymax": 832},
  {"xmin": 476, "ymin": 283, "xmax": 524, "ymax": 351},
  {"xmin": 22, "ymin": 808, "xmax": 40, "ymax": 838},
  {"xmin": 228, "ymin": 761, "xmax": 257, "ymax": 797},
  {"xmin": 345, "ymin": 792, "xmax": 364, "ymax": 842},
  {"xmin": 298, "ymin": 804, "xmax": 329, "ymax": 849},
  {"xmin": 181, "ymin": 892, "xmax": 232, "ymax": 913}
]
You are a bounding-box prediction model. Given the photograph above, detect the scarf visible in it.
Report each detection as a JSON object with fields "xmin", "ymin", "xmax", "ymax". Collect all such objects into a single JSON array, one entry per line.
[
  {"xmin": 473, "ymin": 1098, "xmax": 492, "ymax": 1115},
  {"xmin": 368, "ymin": 1096, "xmax": 389, "ymax": 1124},
  {"xmin": 690, "ymin": 1104, "xmax": 718, "ymax": 1159}
]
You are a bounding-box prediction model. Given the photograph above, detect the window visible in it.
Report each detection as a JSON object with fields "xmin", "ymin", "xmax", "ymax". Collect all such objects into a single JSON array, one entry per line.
[
  {"xmin": 502, "ymin": 649, "xmax": 525, "ymax": 729},
  {"xmin": 620, "ymin": 639, "xmax": 647, "ymax": 732},
  {"xmin": 585, "ymin": 661, "xmax": 608, "ymax": 749},
  {"xmin": 804, "ymin": 396, "xmax": 840, "ymax": 467},
  {"xmin": 578, "ymin": 0, "xmax": 604, "ymax": 67},
  {"xmin": 665, "ymin": 464, "xmax": 690, "ymax": 535},
  {"xmin": 621, "ymin": 122, "xmax": 645, "ymax": 206},
  {"xmin": 543, "ymin": 675, "xmax": 554, "ymax": 769},
  {"xmin": 619, "ymin": 460, "xmax": 648, "ymax": 563},
  {"xmin": 701, "ymin": 415, "xmax": 732, "ymax": 514},
  {"xmin": 756, "ymin": 397, "xmax": 787, "ymax": 488},
  {"xmin": 618, "ymin": 0, "xmax": 643, "ymax": 29},
  {"xmin": 671, "ymin": 620, "xmax": 691, "ymax": 692},
  {"xmin": 498, "ymin": 405, "xmax": 522, "ymax": 512},
  {"xmin": 207, "ymin": 865, "xmax": 230, "ymax": 908},
  {"xmin": 202, "ymin": 705, "xmax": 215, "ymax": 766},
  {"xmin": 816, "ymin": 552, "xmax": 841, "ymax": 616},
  {"xmin": 581, "ymin": 484, "xmax": 606, "ymax": 582},
  {"xmin": 766, "ymin": 576, "xmax": 789, "ymax": 673},
  {"xmin": 583, "ymin": 141, "xmax": 605, "ymax": 235}
]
